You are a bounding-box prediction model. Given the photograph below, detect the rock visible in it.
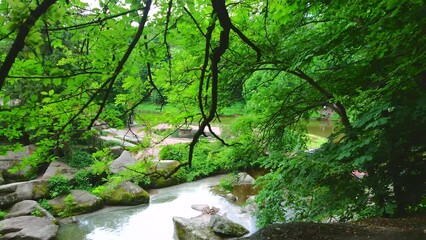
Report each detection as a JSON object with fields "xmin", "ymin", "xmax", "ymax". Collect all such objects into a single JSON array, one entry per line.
[
  {"xmin": 173, "ymin": 205, "xmax": 249, "ymax": 240},
  {"xmin": 100, "ymin": 180, "xmax": 150, "ymax": 206},
  {"xmin": 109, "ymin": 145, "xmax": 125, "ymax": 157},
  {"xmin": 236, "ymin": 172, "xmax": 255, "ymax": 185},
  {"xmin": 0, "ymin": 215, "xmax": 58, "ymax": 240},
  {"xmin": 48, "ymin": 190, "xmax": 103, "ymax": 217},
  {"xmin": 0, "ymin": 179, "xmax": 49, "ymax": 209},
  {"xmin": 6, "ymin": 200, "xmax": 55, "ymax": 222},
  {"xmin": 148, "ymin": 160, "xmax": 182, "ymax": 188},
  {"xmin": 173, "ymin": 215, "xmax": 221, "ymax": 240},
  {"xmin": 224, "ymin": 193, "xmax": 237, "ymax": 202},
  {"xmin": 109, "ymin": 151, "xmax": 137, "ymax": 174},
  {"xmin": 0, "ymin": 172, "xmax": 4, "ymax": 185},
  {"xmin": 2, "ymin": 165, "xmax": 37, "ymax": 182},
  {"xmin": 210, "ymin": 214, "xmax": 249, "ymax": 237},
  {"xmin": 42, "ymin": 161, "xmax": 78, "ymax": 180},
  {"xmin": 241, "ymin": 196, "xmax": 257, "ymax": 213},
  {"xmin": 191, "ymin": 204, "xmax": 210, "ymax": 212},
  {"xmin": 0, "ymin": 145, "xmax": 38, "ymax": 183}
]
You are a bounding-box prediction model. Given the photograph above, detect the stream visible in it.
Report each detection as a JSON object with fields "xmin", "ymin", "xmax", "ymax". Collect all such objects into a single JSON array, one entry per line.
[
  {"xmin": 57, "ymin": 120, "xmax": 333, "ymax": 239},
  {"xmin": 57, "ymin": 175, "xmax": 256, "ymax": 240}
]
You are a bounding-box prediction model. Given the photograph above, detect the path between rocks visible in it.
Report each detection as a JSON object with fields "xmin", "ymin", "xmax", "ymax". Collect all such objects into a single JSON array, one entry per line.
[{"xmin": 101, "ymin": 124, "xmax": 221, "ymax": 161}]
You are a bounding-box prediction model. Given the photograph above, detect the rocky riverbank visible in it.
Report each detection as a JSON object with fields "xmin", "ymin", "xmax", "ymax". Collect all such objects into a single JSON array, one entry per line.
[{"xmin": 240, "ymin": 215, "xmax": 426, "ymax": 240}]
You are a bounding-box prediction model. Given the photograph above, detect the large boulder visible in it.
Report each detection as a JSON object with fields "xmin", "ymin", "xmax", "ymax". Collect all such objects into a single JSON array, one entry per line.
[
  {"xmin": 173, "ymin": 205, "xmax": 249, "ymax": 240},
  {"xmin": 48, "ymin": 190, "xmax": 103, "ymax": 217},
  {"xmin": 0, "ymin": 179, "xmax": 49, "ymax": 209},
  {"xmin": 109, "ymin": 151, "xmax": 137, "ymax": 174},
  {"xmin": 42, "ymin": 161, "xmax": 78, "ymax": 180},
  {"xmin": 148, "ymin": 160, "xmax": 182, "ymax": 188},
  {"xmin": 6, "ymin": 200, "xmax": 55, "ymax": 222},
  {"xmin": 100, "ymin": 180, "xmax": 150, "ymax": 206},
  {"xmin": 236, "ymin": 172, "xmax": 255, "ymax": 185},
  {"xmin": 0, "ymin": 215, "xmax": 58, "ymax": 240},
  {"xmin": 173, "ymin": 215, "xmax": 221, "ymax": 240},
  {"xmin": 210, "ymin": 215, "xmax": 249, "ymax": 237}
]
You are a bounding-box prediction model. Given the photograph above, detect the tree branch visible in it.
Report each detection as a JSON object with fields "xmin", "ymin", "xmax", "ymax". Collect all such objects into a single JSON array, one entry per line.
[
  {"xmin": 87, "ymin": 0, "xmax": 153, "ymax": 129},
  {"xmin": 188, "ymin": 0, "xmax": 231, "ymax": 167},
  {"xmin": 47, "ymin": 8, "xmax": 142, "ymax": 31},
  {"xmin": 0, "ymin": 0, "xmax": 57, "ymax": 92}
]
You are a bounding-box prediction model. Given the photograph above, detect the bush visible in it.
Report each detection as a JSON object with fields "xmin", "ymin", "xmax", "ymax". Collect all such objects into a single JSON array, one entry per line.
[
  {"xmin": 48, "ymin": 174, "xmax": 71, "ymax": 198},
  {"xmin": 64, "ymin": 150, "xmax": 94, "ymax": 168},
  {"xmin": 0, "ymin": 211, "xmax": 7, "ymax": 220},
  {"xmin": 73, "ymin": 170, "xmax": 97, "ymax": 191},
  {"xmin": 159, "ymin": 140, "xmax": 234, "ymax": 182}
]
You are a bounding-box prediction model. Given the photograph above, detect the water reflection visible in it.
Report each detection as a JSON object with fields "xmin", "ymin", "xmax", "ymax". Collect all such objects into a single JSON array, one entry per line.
[{"xmin": 306, "ymin": 120, "xmax": 335, "ymax": 138}]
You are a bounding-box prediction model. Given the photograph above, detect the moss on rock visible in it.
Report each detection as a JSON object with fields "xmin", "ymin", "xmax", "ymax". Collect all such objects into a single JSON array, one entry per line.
[{"xmin": 100, "ymin": 180, "xmax": 149, "ymax": 206}]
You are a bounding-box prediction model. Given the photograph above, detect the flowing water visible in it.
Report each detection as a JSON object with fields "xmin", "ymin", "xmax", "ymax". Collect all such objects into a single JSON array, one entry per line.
[
  {"xmin": 57, "ymin": 119, "xmax": 333, "ymax": 239},
  {"xmin": 57, "ymin": 175, "xmax": 257, "ymax": 240}
]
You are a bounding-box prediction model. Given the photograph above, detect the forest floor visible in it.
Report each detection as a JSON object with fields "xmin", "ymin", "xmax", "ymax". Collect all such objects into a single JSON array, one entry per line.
[{"xmin": 242, "ymin": 214, "xmax": 426, "ymax": 240}]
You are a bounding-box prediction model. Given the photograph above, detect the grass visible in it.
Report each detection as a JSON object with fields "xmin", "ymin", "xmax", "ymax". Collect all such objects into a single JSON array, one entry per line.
[{"xmin": 307, "ymin": 134, "xmax": 328, "ymax": 149}]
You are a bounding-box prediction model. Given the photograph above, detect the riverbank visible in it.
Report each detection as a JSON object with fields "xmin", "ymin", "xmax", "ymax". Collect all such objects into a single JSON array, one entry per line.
[{"xmin": 241, "ymin": 214, "xmax": 426, "ymax": 240}]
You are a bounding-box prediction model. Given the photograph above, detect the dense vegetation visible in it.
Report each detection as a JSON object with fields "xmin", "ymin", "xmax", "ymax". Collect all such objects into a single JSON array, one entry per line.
[{"xmin": 0, "ymin": 0, "xmax": 425, "ymax": 226}]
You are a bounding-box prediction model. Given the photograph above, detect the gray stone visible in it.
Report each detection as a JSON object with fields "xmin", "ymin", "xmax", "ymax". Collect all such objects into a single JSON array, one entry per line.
[
  {"xmin": 48, "ymin": 190, "xmax": 103, "ymax": 217},
  {"xmin": 109, "ymin": 145, "xmax": 125, "ymax": 157},
  {"xmin": 0, "ymin": 215, "xmax": 58, "ymax": 240},
  {"xmin": 2, "ymin": 165, "xmax": 37, "ymax": 182},
  {"xmin": 6, "ymin": 200, "xmax": 55, "ymax": 222},
  {"xmin": 148, "ymin": 160, "xmax": 182, "ymax": 188},
  {"xmin": 173, "ymin": 206, "xmax": 249, "ymax": 240},
  {"xmin": 191, "ymin": 204, "xmax": 210, "ymax": 212},
  {"xmin": 0, "ymin": 179, "xmax": 49, "ymax": 209},
  {"xmin": 241, "ymin": 196, "xmax": 257, "ymax": 213},
  {"xmin": 173, "ymin": 215, "xmax": 221, "ymax": 240},
  {"xmin": 100, "ymin": 180, "xmax": 150, "ymax": 206},
  {"xmin": 0, "ymin": 145, "xmax": 38, "ymax": 183},
  {"xmin": 42, "ymin": 161, "xmax": 78, "ymax": 180},
  {"xmin": 0, "ymin": 172, "xmax": 4, "ymax": 185},
  {"xmin": 236, "ymin": 172, "xmax": 255, "ymax": 185},
  {"xmin": 209, "ymin": 214, "xmax": 249, "ymax": 237},
  {"xmin": 109, "ymin": 151, "xmax": 137, "ymax": 174}
]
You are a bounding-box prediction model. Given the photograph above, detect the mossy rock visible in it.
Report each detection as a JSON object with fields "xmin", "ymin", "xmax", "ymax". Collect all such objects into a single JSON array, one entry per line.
[
  {"xmin": 31, "ymin": 180, "xmax": 49, "ymax": 199},
  {"xmin": 48, "ymin": 190, "xmax": 103, "ymax": 217},
  {"xmin": 148, "ymin": 160, "xmax": 182, "ymax": 188},
  {"xmin": 100, "ymin": 180, "xmax": 150, "ymax": 206}
]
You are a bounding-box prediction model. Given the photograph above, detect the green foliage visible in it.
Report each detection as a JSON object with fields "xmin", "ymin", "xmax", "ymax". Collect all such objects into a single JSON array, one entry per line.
[
  {"xmin": 91, "ymin": 185, "xmax": 107, "ymax": 197},
  {"xmin": 73, "ymin": 170, "xmax": 95, "ymax": 191},
  {"xmin": 0, "ymin": 211, "xmax": 7, "ymax": 220},
  {"xmin": 159, "ymin": 140, "xmax": 234, "ymax": 182},
  {"xmin": 117, "ymin": 161, "xmax": 152, "ymax": 186},
  {"xmin": 31, "ymin": 208, "xmax": 43, "ymax": 217},
  {"xmin": 219, "ymin": 173, "xmax": 238, "ymax": 192},
  {"xmin": 60, "ymin": 194, "xmax": 78, "ymax": 217},
  {"xmin": 1, "ymin": 0, "xmax": 425, "ymax": 228},
  {"xmin": 48, "ymin": 174, "xmax": 71, "ymax": 198},
  {"xmin": 64, "ymin": 150, "xmax": 94, "ymax": 169},
  {"xmin": 38, "ymin": 199, "xmax": 52, "ymax": 212}
]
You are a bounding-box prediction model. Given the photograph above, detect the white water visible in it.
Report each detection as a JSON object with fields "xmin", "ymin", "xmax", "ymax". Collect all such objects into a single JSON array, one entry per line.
[{"xmin": 58, "ymin": 175, "xmax": 256, "ymax": 240}]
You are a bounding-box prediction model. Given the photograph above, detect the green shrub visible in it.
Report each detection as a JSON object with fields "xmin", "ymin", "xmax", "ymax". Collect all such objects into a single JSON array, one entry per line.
[
  {"xmin": 48, "ymin": 174, "xmax": 71, "ymax": 198},
  {"xmin": 73, "ymin": 170, "xmax": 95, "ymax": 191},
  {"xmin": 159, "ymin": 140, "xmax": 234, "ymax": 182},
  {"xmin": 219, "ymin": 173, "xmax": 238, "ymax": 192},
  {"xmin": 31, "ymin": 209, "xmax": 43, "ymax": 217},
  {"xmin": 64, "ymin": 150, "xmax": 94, "ymax": 168},
  {"xmin": 0, "ymin": 211, "xmax": 7, "ymax": 220},
  {"xmin": 38, "ymin": 199, "xmax": 52, "ymax": 212}
]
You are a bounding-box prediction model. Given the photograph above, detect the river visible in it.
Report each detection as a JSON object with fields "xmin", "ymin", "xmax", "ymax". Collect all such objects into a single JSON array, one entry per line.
[
  {"xmin": 57, "ymin": 175, "xmax": 257, "ymax": 240},
  {"xmin": 57, "ymin": 119, "xmax": 333, "ymax": 239}
]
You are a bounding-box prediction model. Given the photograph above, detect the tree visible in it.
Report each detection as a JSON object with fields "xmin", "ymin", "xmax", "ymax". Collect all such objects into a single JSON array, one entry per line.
[{"xmin": 0, "ymin": 0, "xmax": 425, "ymax": 226}]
